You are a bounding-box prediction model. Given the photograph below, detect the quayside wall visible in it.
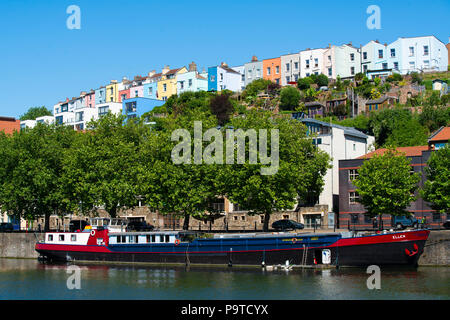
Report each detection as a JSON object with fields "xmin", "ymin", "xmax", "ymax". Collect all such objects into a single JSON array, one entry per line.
[{"xmin": 0, "ymin": 231, "xmax": 449, "ymax": 266}]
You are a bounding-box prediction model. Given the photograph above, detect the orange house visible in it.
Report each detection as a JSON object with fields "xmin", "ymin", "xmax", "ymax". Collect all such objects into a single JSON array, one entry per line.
[
  {"xmin": 0, "ymin": 116, "xmax": 20, "ymax": 134},
  {"xmin": 262, "ymin": 57, "xmax": 281, "ymax": 85}
]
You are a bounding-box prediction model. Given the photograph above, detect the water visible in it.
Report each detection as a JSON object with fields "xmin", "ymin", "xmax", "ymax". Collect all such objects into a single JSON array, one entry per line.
[{"xmin": 0, "ymin": 258, "xmax": 449, "ymax": 300}]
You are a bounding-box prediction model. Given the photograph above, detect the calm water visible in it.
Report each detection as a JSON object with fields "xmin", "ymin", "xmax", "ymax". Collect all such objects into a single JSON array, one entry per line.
[{"xmin": 0, "ymin": 258, "xmax": 449, "ymax": 300}]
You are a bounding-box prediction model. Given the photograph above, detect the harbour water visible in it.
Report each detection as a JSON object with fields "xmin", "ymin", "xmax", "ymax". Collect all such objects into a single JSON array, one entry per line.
[{"xmin": 0, "ymin": 258, "xmax": 449, "ymax": 300}]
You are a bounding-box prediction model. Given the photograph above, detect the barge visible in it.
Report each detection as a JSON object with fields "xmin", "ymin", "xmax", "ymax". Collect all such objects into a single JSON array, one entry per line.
[{"xmin": 35, "ymin": 226, "xmax": 430, "ymax": 267}]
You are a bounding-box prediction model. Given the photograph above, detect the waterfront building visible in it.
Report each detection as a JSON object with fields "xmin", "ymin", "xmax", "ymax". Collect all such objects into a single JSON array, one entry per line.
[
  {"xmin": 176, "ymin": 62, "xmax": 208, "ymax": 94},
  {"xmin": 339, "ymin": 145, "xmax": 446, "ymax": 230},
  {"xmin": 95, "ymin": 87, "xmax": 107, "ymax": 105},
  {"xmin": 0, "ymin": 116, "xmax": 20, "ymax": 134},
  {"xmin": 208, "ymin": 62, "xmax": 243, "ymax": 92},
  {"xmin": 325, "ymin": 43, "xmax": 361, "ymax": 79},
  {"xmin": 299, "ymin": 118, "xmax": 375, "ymax": 219},
  {"xmin": 20, "ymin": 120, "xmax": 36, "ymax": 130},
  {"xmin": 106, "ymin": 80, "xmax": 120, "ymax": 103},
  {"xmin": 299, "ymin": 48, "xmax": 326, "ymax": 78},
  {"xmin": 361, "ymin": 40, "xmax": 391, "ymax": 78},
  {"xmin": 158, "ymin": 66, "xmax": 188, "ymax": 101},
  {"xmin": 262, "ymin": 57, "xmax": 281, "ymax": 85},
  {"xmin": 122, "ymin": 97, "xmax": 165, "ymax": 121},
  {"xmin": 280, "ymin": 52, "xmax": 301, "ymax": 86},
  {"xmin": 143, "ymin": 71, "xmax": 161, "ymax": 100},
  {"xmin": 243, "ymin": 56, "xmax": 263, "ymax": 87},
  {"xmin": 386, "ymin": 36, "xmax": 448, "ymax": 74}
]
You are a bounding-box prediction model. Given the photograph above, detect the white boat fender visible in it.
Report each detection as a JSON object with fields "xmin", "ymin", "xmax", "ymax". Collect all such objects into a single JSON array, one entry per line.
[{"xmin": 90, "ymin": 230, "xmax": 96, "ymax": 237}]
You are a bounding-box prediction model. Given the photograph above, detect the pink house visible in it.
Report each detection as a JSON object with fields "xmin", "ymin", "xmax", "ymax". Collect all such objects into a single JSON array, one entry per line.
[
  {"xmin": 84, "ymin": 90, "xmax": 96, "ymax": 108},
  {"xmin": 119, "ymin": 88, "xmax": 130, "ymax": 102},
  {"xmin": 129, "ymin": 85, "xmax": 144, "ymax": 98}
]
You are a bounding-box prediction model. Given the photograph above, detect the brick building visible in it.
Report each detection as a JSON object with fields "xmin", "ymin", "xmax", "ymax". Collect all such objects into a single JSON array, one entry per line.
[
  {"xmin": 338, "ymin": 145, "xmax": 447, "ymax": 230},
  {"xmin": 0, "ymin": 116, "xmax": 20, "ymax": 134}
]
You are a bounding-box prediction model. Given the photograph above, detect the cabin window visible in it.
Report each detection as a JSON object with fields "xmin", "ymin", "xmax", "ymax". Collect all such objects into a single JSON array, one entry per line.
[
  {"xmin": 159, "ymin": 235, "xmax": 164, "ymax": 243},
  {"xmin": 71, "ymin": 235, "xmax": 77, "ymax": 242},
  {"xmin": 146, "ymin": 235, "xmax": 151, "ymax": 243},
  {"xmin": 59, "ymin": 235, "xmax": 65, "ymax": 241},
  {"xmin": 151, "ymin": 235, "xmax": 156, "ymax": 243},
  {"xmin": 233, "ymin": 216, "xmax": 238, "ymax": 221},
  {"xmin": 117, "ymin": 235, "xmax": 126, "ymax": 243},
  {"xmin": 165, "ymin": 235, "xmax": 170, "ymax": 243},
  {"xmin": 48, "ymin": 235, "xmax": 53, "ymax": 242}
]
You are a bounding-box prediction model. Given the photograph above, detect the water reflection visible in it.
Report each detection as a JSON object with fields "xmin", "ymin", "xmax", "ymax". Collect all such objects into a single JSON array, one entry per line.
[{"xmin": 0, "ymin": 259, "xmax": 449, "ymax": 300}]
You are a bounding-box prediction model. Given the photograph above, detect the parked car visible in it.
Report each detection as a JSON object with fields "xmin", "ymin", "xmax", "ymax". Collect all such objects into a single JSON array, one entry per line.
[
  {"xmin": 392, "ymin": 216, "xmax": 418, "ymax": 230},
  {"xmin": 0, "ymin": 222, "xmax": 14, "ymax": 232},
  {"xmin": 443, "ymin": 220, "xmax": 450, "ymax": 230},
  {"xmin": 69, "ymin": 220, "xmax": 89, "ymax": 232},
  {"xmin": 272, "ymin": 220, "xmax": 304, "ymax": 231},
  {"xmin": 126, "ymin": 220, "xmax": 155, "ymax": 232}
]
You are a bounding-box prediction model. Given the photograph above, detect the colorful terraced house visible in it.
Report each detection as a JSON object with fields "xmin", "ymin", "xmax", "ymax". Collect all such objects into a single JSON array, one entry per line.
[{"xmin": 157, "ymin": 66, "xmax": 188, "ymax": 101}]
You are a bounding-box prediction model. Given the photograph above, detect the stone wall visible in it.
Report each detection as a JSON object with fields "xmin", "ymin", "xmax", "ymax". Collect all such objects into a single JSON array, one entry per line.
[{"xmin": 418, "ymin": 230, "xmax": 450, "ymax": 266}]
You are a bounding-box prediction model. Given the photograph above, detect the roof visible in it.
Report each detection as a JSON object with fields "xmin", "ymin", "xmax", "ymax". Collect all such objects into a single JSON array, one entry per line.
[
  {"xmin": 366, "ymin": 95, "xmax": 398, "ymax": 104},
  {"xmin": 428, "ymin": 126, "xmax": 450, "ymax": 143},
  {"xmin": 300, "ymin": 118, "xmax": 369, "ymax": 139},
  {"xmin": 165, "ymin": 68, "xmax": 182, "ymax": 75},
  {"xmin": 219, "ymin": 64, "xmax": 241, "ymax": 75},
  {"xmin": 358, "ymin": 146, "xmax": 429, "ymax": 159},
  {"xmin": 305, "ymin": 101, "xmax": 325, "ymax": 108},
  {"xmin": 0, "ymin": 116, "xmax": 17, "ymax": 122}
]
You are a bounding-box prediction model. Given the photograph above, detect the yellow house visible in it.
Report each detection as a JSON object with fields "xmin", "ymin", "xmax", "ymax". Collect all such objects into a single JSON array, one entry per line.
[
  {"xmin": 157, "ymin": 66, "xmax": 187, "ymax": 101},
  {"xmin": 106, "ymin": 80, "xmax": 119, "ymax": 103}
]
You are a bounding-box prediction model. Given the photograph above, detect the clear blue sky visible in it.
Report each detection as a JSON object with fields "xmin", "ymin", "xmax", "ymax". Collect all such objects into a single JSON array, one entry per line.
[{"xmin": 0, "ymin": 0, "xmax": 449, "ymax": 118}]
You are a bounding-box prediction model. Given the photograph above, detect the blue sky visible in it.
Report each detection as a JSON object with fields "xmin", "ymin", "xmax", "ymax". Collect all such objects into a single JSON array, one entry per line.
[{"xmin": 0, "ymin": 0, "xmax": 449, "ymax": 118}]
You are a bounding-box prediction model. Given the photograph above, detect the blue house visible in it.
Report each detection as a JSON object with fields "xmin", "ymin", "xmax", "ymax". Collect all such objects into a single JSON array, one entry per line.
[{"xmin": 122, "ymin": 97, "xmax": 165, "ymax": 121}]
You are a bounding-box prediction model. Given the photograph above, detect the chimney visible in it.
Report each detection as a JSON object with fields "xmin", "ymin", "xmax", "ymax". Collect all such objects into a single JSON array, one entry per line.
[
  {"xmin": 80, "ymin": 91, "xmax": 87, "ymax": 96},
  {"xmin": 162, "ymin": 65, "xmax": 170, "ymax": 74},
  {"xmin": 189, "ymin": 61, "xmax": 197, "ymax": 72},
  {"xmin": 122, "ymin": 76, "xmax": 128, "ymax": 82},
  {"xmin": 220, "ymin": 61, "xmax": 228, "ymax": 68},
  {"xmin": 251, "ymin": 56, "xmax": 258, "ymax": 62},
  {"xmin": 148, "ymin": 70, "xmax": 156, "ymax": 77},
  {"xmin": 110, "ymin": 80, "xmax": 118, "ymax": 84}
]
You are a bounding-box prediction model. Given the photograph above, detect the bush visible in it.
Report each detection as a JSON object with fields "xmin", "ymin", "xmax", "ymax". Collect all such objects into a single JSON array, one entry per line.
[
  {"xmin": 297, "ymin": 77, "xmax": 314, "ymax": 90},
  {"xmin": 279, "ymin": 86, "xmax": 301, "ymax": 111}
]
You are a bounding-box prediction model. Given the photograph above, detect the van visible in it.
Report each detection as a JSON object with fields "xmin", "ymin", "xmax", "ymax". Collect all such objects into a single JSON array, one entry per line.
[{"xmin": 392, "ymin": 215, "xmax": 418, "ymax": 230}]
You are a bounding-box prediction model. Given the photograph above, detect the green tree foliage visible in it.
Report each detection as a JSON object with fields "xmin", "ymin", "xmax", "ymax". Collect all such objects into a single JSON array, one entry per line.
[
  {"xmin": 419, "ymin": 105, "xmax": 450, "ymax": 133},
  {"xmin": 279, "ymin": 86, "xmax": 301, "ymax": 111},
  {"xmin": 209, "ymin": 92, "xmax": 234, "ymax": 126},
  {"xmin": 19, "ymin": 106, "xmax": 52, "ymax": 121},
  {"xmin": 215, "ymin": 110, "xmax": 330, "ymax": 231},
  {"xmin": 353, "ymin": 148, "xmax": 420, "ymax": 222},
  {"xmin": 369, "ymin": 108, "xmax": 428, "ymax": 147},
  {"xmin": 421, "ymin": 145, "xmax": 450, "ymax": 214},
  {"xmin": 0, "ymin": 124, "xmax": 77, "ymax": 230},
  {"xmin": 242, "ymin": 79, "xmax": 273, "ymax": 99},
  {"xmin": 297, "ymin": 77, "xmax": 314, "ymax": 90}
]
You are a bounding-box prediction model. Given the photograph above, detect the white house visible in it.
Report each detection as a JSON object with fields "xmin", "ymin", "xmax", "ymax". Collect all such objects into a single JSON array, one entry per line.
[
  {"xmin": 299, "ymin": 48, "xmax": 326, "ymax": 78},
  {"xmin": 20, "ymin": 120, "xmax": 36, "ymax": 130},
  {"xmin": 300, "ymin": 118, "xmax": 375, "ymax": 214},
  {"xmin": 326, "ymin": 43, "xmax": 361, "ymax": 79},
  {"xmin": 361, "ymin": 40, "xmax": 392, "ymax": 78},
  {"xmin": 280, "ymin": 52, "xmax": 301, "ymax": 86},
  {"xmin": 387, "ymin": 36, "xmax": 448, "ymax": 74},
  {"xmin": 243, "ymin": 56, "xmax": 263, "ymax": 87}
]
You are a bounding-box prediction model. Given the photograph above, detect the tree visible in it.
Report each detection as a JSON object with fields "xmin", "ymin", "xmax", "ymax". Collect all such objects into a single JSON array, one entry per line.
[
  {"xmin": 353, "ymin": 148, "xmax": 420, "ymax": 227},
  {"xmin": 19, "ymin": 106, "xmax": 52, "ymax": 121},
  {"xmin": 209, "ymin": 93, "xmax": 234, "ymax": 126},
  {"xmin": 297, "ymin": 77, "xmax": 313, "ymax": 90},
  {"xmin": 419, "ymin": 105, "xmax": 450, "ymax": 133},
  {"xmin": 421, "ymin": 145, "xmax": 450, "ymax": 215},
  {"xmin": 216, "ymin": 110, "xmax": 330, "ymax": 231},
  {"xmin": 63, "ymin": 113, "xmax": 146, "ymax": 218},
  {"xmin": 0, "ymin": 124, "xmax": 77, "ymax": 231},
  {"xmin": 242, "ymin": 79, "xmax": 273, "ymax": 99},
  {"xmin": 279, "ymin": 86, "xmax": 301, "ymax": 111}
]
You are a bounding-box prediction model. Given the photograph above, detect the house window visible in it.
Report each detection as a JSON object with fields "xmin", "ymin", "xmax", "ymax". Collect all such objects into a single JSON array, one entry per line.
[
  {"xmin": 248, "ymin": 70, "xmax": 252, "ymax": 79},
  {"xmin": 276, "ymin": 66, "xmax": 280, "ymax": 74},
  {"xmin": 394, "ymin": 62, "xmax": 399, "ymax": 70},
  {"xmin": 409, "ymin": 47, "xmax": 414, "ymax": 56},
  {"xmin": 382, "ymin": 63, "xmax": 388, "ymax": 69},
  {"xmin": 349, "ymin": 192, "xmax": 360, "ymax": 205},
  {"xmin": 134, "ymin": 90, "xmax": 138, "ymax": 97},
  {"xmin": 314, "ymin": 58, "xmax": 318, "ymax": 67},
  {"xmin": 328, "ymin": 55, "xmax": 331, "ymax": 62},
  {"xmin": 363, "ymin": 52, "xmax": 367, "ymax": 60},
  {"xmin": 328, "ymin": 68, "xmax": 332, "ymax": 76},
  {"xmin": 148, "ymin": 87, "xmax": 153, "ymax": 95},
  {"xmin": 286, "ymin": 76, "xmax": 290, "ymax": 83},
  {"xmin": 350, "ymin": 53, "xmax": 354, "ymax": 61},
  {"xmin": 220, "ymin": 73, "xmax": 224, "ymax": 81},
  {"xmin": 350, "ymin": 67, "xmax": 355, "ymax": 75},
  {"xmin": 424, "ymin": 60, "xmax": 430, "ymax": 68},
  {"xmin": 349, "ymin": 169, "xmax": 359, "ymax": 181},
  {"xmin": 98, "ymin": 106, "xmax": 109, "ymax": 117},
  {"xmin": 423, "ymin": 45, "xmax": 429, "ymax": 56},
  {"xmin": 275, "ymin": 78, "xmax": 280, "ymax": 84},
  {"xmin": 305, "ymin": 59, "xmax": 310, "ymax": 68},
  {"xmin": 286, "ymin": 63, "xmax": 290, "ymax": 71},
  {"xmin": 294, "ymin": 74, "xmax": 298, "ymax": 81},
  {"xmin": 180, "ymin": 81, "xmax": 184, "ymax": 90},
  {"xmin": 267, "ymin": 67, "xmax": 271, "ymax": 75},
  {"xmin": 294, "ymin": 62, "xmax": 298, "ymax": 69},
  {"xmin": 390, "ymin": 48, "xmax": 396, "ymax": 57},
  {"xmin": 188, "ymin": 79, "xmax": 192, "ymax": 87},
  {"xmin": 409, "ymin": 61, "xmax": 415, "ymax": 70},
  {"xmin": 378, "ymin": 50, "xmax": 383, "ymax": 59},
  {"xmin": 163, "ymin": 84, "xmax": 167, "ymax": 92},
  {"xmin": 363, "ymin": 65, "xmax": 368, "ymax": 73}
]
